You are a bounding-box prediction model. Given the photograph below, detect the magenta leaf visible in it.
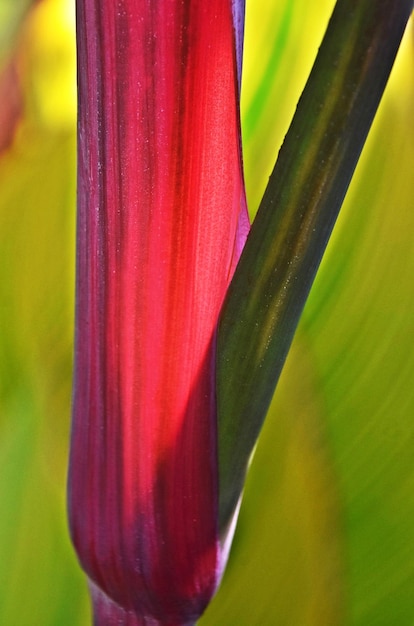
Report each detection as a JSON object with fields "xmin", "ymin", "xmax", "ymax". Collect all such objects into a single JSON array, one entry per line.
[{"xmin": 68, "ymin": 0, "xmax": 248, "ymax": 624}]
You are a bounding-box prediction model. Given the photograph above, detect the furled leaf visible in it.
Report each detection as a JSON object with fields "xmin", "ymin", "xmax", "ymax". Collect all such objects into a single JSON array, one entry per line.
[{"xmin": 68, "ymin": 0, "xmax": 248, "ymax": 623}]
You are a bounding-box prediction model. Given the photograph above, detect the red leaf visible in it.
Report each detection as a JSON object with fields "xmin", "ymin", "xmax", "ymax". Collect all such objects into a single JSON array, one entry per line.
[{"xmin": 68, "ymin": 0, "xmax": 248, "ymax": 623}]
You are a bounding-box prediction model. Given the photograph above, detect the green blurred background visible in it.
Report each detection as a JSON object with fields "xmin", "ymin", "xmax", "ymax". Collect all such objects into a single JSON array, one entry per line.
[{"xmin": 1, "ymin": 1, "xmax": 413, "ymax": 624}]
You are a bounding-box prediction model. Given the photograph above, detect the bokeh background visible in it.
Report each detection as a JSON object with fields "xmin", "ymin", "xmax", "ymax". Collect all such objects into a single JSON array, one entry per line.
[{"xmin": 1, "ymin": 1, "xmax": 413, "ymax": 624}]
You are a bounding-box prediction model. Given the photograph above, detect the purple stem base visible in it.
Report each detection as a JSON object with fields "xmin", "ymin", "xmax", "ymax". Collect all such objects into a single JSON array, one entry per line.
[{"xmin": 90, "ymin": 582, "xmax": 197, "ymax": 626}]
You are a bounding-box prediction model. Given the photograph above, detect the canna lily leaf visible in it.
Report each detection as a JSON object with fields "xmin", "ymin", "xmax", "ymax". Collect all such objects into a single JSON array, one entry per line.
[
  {"xmin": 68, "ymin": 1, "xmax": 248, "ymax": 624},
  {"xmin": 217, "ymin": 0, "xmax": 414, "ymax": 530},
  {"xmin": 1, "ymin": 0, "xmax": 414, "ymax": 623}
]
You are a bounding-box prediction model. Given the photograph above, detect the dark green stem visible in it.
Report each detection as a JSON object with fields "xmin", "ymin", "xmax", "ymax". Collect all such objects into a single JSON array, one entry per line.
[{"xmin": 217, "ymin": 0, "xmax": 413, "ymax": 529}]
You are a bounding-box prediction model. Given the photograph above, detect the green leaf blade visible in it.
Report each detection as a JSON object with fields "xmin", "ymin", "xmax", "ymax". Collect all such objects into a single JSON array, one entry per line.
[{"xmin": 217, "ymin": 0, "xmax": 414, "ymax": 530}]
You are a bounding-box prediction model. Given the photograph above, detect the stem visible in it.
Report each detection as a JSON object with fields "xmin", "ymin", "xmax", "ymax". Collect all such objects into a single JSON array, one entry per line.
[
  {"xmin": 217, "ymin": 0, "xmax": 413, "ymax": 529},
  {"xmin": 90, "ymin": 582, "xmax": 196, "ymax": 626}
]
